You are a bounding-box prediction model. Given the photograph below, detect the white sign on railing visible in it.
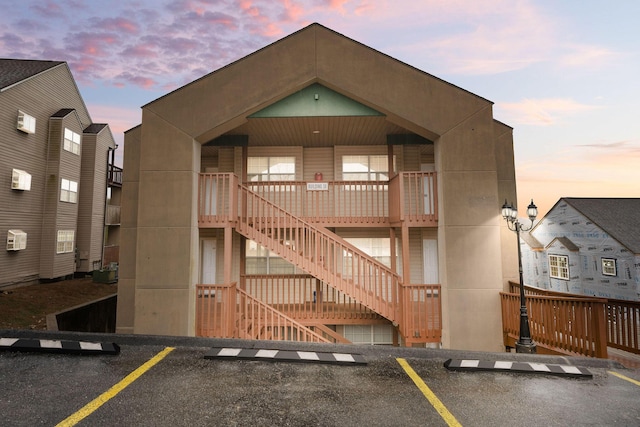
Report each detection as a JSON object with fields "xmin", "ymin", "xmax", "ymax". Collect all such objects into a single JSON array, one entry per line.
[{"xmin": 306, "ymin": 182, "xmax": 328, "ymax": 191}]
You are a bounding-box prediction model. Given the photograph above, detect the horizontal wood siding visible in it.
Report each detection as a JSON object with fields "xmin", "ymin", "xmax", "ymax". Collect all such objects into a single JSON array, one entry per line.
[
  {"xmin": 0, "ymin": 65, "xmax": 91, "ymax": 285},
  {"xmin": 77, "ymin": 129, "xmax": 111, "ymax": 272},
  {"xmin": 303, "ymin": 147, "xmax": 334, "ymax": 181}
]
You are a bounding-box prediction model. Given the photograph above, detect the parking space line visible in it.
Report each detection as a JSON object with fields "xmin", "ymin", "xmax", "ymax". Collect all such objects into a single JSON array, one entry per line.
[
  {"xmin": 397, "ymin": 358, "xmax": 462, "ymax": 427},
  {"xmin": 608, "ymin": 370, "xmax": 640, "ymax": 387},
  {"xmin": 56, "ymin": 347, "xmax": 175, "ymax": 427}
]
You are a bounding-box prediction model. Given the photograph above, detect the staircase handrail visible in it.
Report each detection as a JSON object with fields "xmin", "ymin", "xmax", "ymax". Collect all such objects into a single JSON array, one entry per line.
[{"xmin": 236, "ymin": 287, "xmax": 330, "ymax": 343}]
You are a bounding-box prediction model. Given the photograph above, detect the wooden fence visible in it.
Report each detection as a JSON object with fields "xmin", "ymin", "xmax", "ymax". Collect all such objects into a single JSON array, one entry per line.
[{"xmin": 505, "ymin": 282, "xmax": 640, "ymax": 357}]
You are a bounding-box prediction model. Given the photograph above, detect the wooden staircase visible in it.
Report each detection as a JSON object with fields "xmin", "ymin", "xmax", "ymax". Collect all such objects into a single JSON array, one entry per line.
[{"xmin": 236, "ymin": 182, "xmax": 402, "ymax": 325}]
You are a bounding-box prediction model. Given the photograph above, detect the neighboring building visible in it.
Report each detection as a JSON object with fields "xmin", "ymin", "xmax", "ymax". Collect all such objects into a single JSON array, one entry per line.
[
  {"xmin": 117, "ymin": 24, "xmax": 519, "ymax": 352},
  {"xmin": 0, "ymin": 59, "xmax": 120, "ymax": 287},
  {"xmin": 522, "ymin": 198, "xmax": 640, "ymax": 301}
]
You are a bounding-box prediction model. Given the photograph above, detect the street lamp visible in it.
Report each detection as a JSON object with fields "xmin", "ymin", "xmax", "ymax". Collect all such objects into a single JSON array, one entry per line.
[{"xmin": 501, "ymin": 199, "xmax": 538, "ymax": 353}]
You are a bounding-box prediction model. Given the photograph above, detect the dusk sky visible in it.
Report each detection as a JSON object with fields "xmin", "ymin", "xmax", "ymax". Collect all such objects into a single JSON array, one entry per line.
[{"xmin": 1, "ymin": 0, "xmax": 638, "ymax": 215}]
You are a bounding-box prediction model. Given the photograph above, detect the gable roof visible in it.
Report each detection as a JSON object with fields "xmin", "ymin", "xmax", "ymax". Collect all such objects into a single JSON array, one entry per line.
[
  {"xmin": 143, "ymin": 23, "xmax": 494, "ymax": 145},
  {"xmin": 547, "ymin": 236, "xmax": 579, "ymax": 252},
  {"xmin": 563, "ymin": 198, "xmax": 640, "ymax": 254},
  {"xmin": 0, "ymin": 59, "xmax": 64, "ymax": 91}
]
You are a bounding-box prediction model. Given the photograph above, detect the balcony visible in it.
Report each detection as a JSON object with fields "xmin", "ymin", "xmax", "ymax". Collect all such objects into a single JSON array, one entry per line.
[
  {"xmin": 108, "ymin": 164, "xmax": 123, "ymax": 187},
  {"xmin": 198, "ymin": 172, "xmax": 437, "ymax": 228},
  {"xmin": 105, "ymin": 204, "xmax": 121, "ymax": 225}
]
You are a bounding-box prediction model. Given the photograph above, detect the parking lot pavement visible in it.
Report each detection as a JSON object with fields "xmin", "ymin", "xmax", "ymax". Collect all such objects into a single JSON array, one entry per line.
[{"xmin": 1, "ymin": 330, "xmax": 639, "ymax": 427}]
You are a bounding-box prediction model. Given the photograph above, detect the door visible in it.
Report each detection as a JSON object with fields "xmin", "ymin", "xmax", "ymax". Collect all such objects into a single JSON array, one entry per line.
[
  {"xmin": 200, "ymin": 239, "xmax": 217, "ymax": 284},
  {"xmin": 420, "ymin": 164, "xmax": 435, "ymax": 215},
  {"xmin": 423, "ymin": 239, "xmax": 438, "ymax": 284}
]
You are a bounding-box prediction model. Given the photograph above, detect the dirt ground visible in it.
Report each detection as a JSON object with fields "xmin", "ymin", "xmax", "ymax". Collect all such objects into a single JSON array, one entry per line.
[{"xmin": 0, "ymin": 277, "xmax": 117, "ymax": 330}]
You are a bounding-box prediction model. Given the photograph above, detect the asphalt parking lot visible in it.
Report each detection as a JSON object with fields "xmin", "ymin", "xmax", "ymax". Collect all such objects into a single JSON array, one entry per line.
[{"xmin": 1, "ymin": 330, "xmax": 639, "ymax": 427}]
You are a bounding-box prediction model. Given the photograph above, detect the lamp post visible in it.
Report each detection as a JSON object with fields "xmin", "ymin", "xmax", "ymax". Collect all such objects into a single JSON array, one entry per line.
[{"xmin": 501, "ymin": 199, "xmax": 538, "ymax": 354}]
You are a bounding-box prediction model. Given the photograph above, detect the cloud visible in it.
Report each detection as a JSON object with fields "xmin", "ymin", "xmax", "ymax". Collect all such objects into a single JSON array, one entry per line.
[
  {"xmin": 496, "ymin": 98, "xmax": 600, "ymax": 126},
  {"xmin": 560, "ymin": 44, "xmax": 622, "ymax": 68},
  {"xmin": 515, "ymin": 139, "xmax": 640, "ymax": 214}
]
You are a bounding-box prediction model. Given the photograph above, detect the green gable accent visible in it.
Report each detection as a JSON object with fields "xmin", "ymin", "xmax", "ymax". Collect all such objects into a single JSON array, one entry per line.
[{"xmin": 249, "ymin": 83, "xmax": 383, "ymax": 118}]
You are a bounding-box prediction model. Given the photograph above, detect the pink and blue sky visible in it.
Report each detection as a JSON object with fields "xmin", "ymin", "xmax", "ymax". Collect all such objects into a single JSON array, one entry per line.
[{"xmin": 1, "ymin": 0, "xmax": 638, "ymax": 215}]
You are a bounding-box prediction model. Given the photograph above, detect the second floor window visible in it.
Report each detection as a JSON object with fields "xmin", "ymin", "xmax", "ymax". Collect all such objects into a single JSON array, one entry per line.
[
  {"xmin": 342, "ymin": 155, "xmax": 394, "ymax": 181},
  {"xmin": 60, "ymin": 178, "xmax": 78, "ymax": 203},
  {"xmin": 602, "ymin": 258, "xmax": 617, "ymax": 276},
  {"xmin": 549, "ymin": 254, "xmax": 569, "ymax": 280},
  {"xmin": 64, "ymin": 128, "xmax": 81, "ymax": 155},
  {"xmin": 247, "ymin": 157, "xmax": 295, "ymax": 182}
]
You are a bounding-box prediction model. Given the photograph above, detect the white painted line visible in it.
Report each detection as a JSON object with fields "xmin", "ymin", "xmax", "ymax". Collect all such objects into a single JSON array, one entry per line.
[
  {"xmin": 0, "ymin": 338, "xmax": 19, "ymax": 346},
  {"xmin": 560, "ymin": 365, "xmax": 582, "ymax": 374},
  {"xmin": 79, "ymin": 342, "xmax": 103, "ymax": 351},
  {"xmin": 460, "ymin": 360, "xmax": 479, "ymax": 368},
  {"xmin": 40, "ymin": 340, "xmax": 63, "ymax": 349},
  {"xmin": 494, "ymin": 361, "xmax": 513, "ymax": 370},
  {"xmin": 255, "ymin": 349, "xmax": 279, "ymax": 358},
  {"xmin": 297, "ymin": 351, "xmax": 320, "ymax": 361},
  {"xmin": 333, "ymin": 353, "xmax": 356, "ymax": 362},
  {"xmin": 529, "ymin": 363, "xmax": 551, "ymax": 372},
  {"xmin": 218, "ymin": 348, "xmax": 242, "ymax": 357}
]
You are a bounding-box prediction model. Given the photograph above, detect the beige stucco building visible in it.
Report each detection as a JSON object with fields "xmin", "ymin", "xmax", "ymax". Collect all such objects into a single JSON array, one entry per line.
[{"xmin": 117, "ymin": 24, "xmax": 518, "ymax": 351}]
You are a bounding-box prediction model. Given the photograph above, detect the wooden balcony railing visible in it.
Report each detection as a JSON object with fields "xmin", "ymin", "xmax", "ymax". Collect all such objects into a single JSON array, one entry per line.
[
  {"xmin": 501, "ymin": 291, "xmax": 608, "ymax": 358},
  {"xmin": 105, "ymin": 204, "xmax": 121, "ymax": 225},
  {"xmin": 196, "ymin": 283, "xmax": 329, "ymax": 343},
  {"xmin": 508, "ymin": 282, "xmax": 640, "ymax": 355},
  {"xmin": 241, "ymin": 274, "xmax": 386, "ymax": 323},
  {"xmin": 197, "ymin": 279, "xmax": 442, "ymax": 345},
  {"xmin": 401, "ymin": 284, "xmax": 442, "ymax": 345},
  {"xmin": 389, "ymin": 172, "xmax": 438, "ymax": 225},
  {"xmin": 198, "ymin": 172, "xmax": 437, "ymax": 227},
  {"xmin": 108, "ymin": 164, "xmax": 123, "ymax": 187}
]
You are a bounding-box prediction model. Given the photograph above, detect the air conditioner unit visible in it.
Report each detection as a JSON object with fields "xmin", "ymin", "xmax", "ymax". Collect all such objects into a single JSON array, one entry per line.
[
  {"xmin": 7, "ymin": 230, "xmax": 27, "ymax": 251},
  {"xmin": 17, "ymin": 110, "xmax": 36, "ymax": 134},
  {"xmin": 11, "ymin": 169, "xmax": 32, "ymax": 191}
]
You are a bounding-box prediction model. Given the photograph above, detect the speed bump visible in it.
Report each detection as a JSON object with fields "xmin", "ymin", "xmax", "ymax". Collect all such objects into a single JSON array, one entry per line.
[
  {"xmin": 0, "ymin": 337, "xmax": 120, "ymax": 355},
  {"xmin": 444, "ymin": 359, "xmax": 592, "ymax": 378},
  {"xmin": 205, "ymin": 347, "xmax": 367, "ymax": 365}
]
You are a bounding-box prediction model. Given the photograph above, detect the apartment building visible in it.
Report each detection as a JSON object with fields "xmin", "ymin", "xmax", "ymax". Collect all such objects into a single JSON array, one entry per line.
[
  {"xmin": 116, "ymin": 24, "xmax": 518, "ymax": 351},
  {"xmin": 0, "ymin": 59, "xmax": 120, "ymax": 287}
]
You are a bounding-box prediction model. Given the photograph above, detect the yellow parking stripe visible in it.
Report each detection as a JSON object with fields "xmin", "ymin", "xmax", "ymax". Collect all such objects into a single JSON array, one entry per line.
[
  {"xmin": 56, "ymin": 347, "xmax": 175, "ymax": 427},
  {"xmin": 609, "ymin": 370, "xmax": 640, "ymax": 387},
  {"xmin": 397, "ymin": 358, "xmax": 462, "ymax": 427}
]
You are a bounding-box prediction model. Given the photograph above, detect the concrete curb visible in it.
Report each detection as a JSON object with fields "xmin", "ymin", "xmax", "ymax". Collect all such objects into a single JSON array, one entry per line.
[
  {"xmin": 205, "ymin": 347, "xmax": 367, "ymax": 365},
  {"xmin": 0, "ymin": 336, "xmax": 120, "ymax": 356},
  {"xmin": 444, "ymin": 358, "xmax": 593, "ymax": 378}
]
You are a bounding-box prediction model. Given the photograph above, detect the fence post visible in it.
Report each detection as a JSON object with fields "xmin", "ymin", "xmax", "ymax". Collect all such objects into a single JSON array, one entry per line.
[{"xmin": 592, "ymin": 300, "xmax": 608, "ymax": 358}]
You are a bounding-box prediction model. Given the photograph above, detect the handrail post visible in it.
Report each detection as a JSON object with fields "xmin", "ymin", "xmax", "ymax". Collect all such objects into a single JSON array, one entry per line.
[
  {"xmin": 592, "ymin": 300, "xmax": 608, "ymax": 358},
  {"xmin": 227, "ymin": 282, "xmax": 237, "ymax": 338}
]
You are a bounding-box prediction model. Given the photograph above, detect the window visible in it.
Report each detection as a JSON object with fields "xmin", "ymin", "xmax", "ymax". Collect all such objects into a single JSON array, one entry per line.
[
  {"xmin": 245, "ymin": 240, "xmax": 296, "ymax": 274},
  {"xmin": 549, "ymin": 255, "xmax": 569, "ymax": 280},
  {"xmin": 342, "ymin": 155, "xmax": 394, "ymax": 181},
  {"xmin": 247, "ymin": 157, "xmax": 295, "ymax": 182},
  {"xmin": 64, "ymin": 128, "xmax": 81, "ymax": 155},
  {"xmin": 56, "ymin": 230, "xmax": 75, "ymax": 254},
  {"xmin": 60, "ymin": 178, "xmax": 78, "ymax": 203},
  {"xmin": 602, "ymin": 258, "xmax": 617, "ymax": 276}
]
